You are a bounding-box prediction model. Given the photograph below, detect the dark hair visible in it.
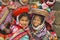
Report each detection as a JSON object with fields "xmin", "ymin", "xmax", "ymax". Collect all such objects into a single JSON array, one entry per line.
[
  {"xmin": 5, "ymin": 22, "xmax": 11, "ymax": 29},
  {"xmin": 12, "ymin": 0, "xmax": 15, "ymax": 2},
  {"xmin": 44, "ymin": 0, "xmax": 53, "ymax": 2},
  {"xmin": 49, "ymin": 0, "xmax": 53, "ymax": 2},
  {"xmin": 32, "ymin": 14, "xmax": 45, "ymax": 23},
  {"xmin": 18, "ymin": 12, "xmax": 30, "ymax": 21}
]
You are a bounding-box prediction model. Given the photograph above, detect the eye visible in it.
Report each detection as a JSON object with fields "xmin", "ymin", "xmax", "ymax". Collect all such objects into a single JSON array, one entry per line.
[{"xmin": 21, "ymin": 19, "xmax": 24, "ymax": 21}]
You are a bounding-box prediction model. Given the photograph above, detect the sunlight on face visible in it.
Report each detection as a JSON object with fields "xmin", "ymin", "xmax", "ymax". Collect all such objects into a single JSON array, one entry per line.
[
  {"xmin": 32, "ymin": 15, "xmax": 41, "ymax": 27},
  {"xmin": 19, "ymin": 16, "xmax": 29, "ymax": 28}
]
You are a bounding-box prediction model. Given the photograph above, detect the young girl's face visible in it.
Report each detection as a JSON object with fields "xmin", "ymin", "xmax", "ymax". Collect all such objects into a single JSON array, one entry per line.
[
  {"xmin": 32, "ymin": 15, "xmax": 41, "ymax": 27},
  {"xmin": 19, "ymin": 16, "xmax": 29, "ymax": 28}
]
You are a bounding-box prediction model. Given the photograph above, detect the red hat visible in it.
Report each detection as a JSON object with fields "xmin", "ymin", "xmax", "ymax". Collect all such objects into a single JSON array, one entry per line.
[{"xmin": 13, "ymin": 6, "xmax": 29, "ymax": 16}]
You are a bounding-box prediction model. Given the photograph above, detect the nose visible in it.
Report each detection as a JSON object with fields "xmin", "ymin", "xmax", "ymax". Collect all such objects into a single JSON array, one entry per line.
[
  {"xmin": 35, "ymin": 20, "xmax": 38, "ymax": 23},
  {"xmin": 23, "ymin": 21, "xmax": 27, "ymax": 26}
]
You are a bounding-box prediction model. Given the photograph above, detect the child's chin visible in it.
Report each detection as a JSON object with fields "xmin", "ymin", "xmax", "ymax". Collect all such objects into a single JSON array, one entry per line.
[
  {"xmin": 34, "ymin": 25, "xmax": 38, "ymax": 27},
  {"xmin": 33, "ymin": 24, "xmax": 38, "ymax": 27}
]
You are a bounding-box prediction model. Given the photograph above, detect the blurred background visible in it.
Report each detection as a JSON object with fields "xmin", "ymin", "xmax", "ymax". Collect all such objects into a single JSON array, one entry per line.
[{"xmin": 53, "ymin": 0, "xmax": 60, "ymax": 40}]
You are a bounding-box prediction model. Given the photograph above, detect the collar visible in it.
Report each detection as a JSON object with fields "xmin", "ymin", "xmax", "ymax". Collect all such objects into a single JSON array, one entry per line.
[{"xmin": 32, "ymin": 21, "xmax": 45, "ymax": 30}]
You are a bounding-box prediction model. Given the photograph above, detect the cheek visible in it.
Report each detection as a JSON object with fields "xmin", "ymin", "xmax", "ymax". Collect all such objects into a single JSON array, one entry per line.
[
  {"xmin": 32, "ymin": 20, "xmax": 35, "ymax": 24},
  {"xmin": 19, "ymin": 21, "xmax": 23, "ymax": 24},
  {"xmin": 26, "ymin": 21, "xmax": 29, "ymax": 25},
  {"xmin": 38, "ymin": 21, "xmax": 41, "ymax": 24},
  {"xmin": 37, "ymin": 21, "xmax": 41, "ymax": 25},
  {"xmin": 20, "ymin": 21, "xmax": 29, "ymax": 25},
  {"xmin": 32, "ymin": 20, "xmax": 41, "ymax": 25}
]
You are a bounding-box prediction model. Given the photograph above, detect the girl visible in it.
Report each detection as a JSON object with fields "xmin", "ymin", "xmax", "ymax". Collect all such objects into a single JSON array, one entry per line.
[
  {"xmin": 30, "ymin": 9, "xmax": 51, "ymax": 40},
  {"xmin": 8, "ymin": 13, "xmax": 34, "ymax": 40}
]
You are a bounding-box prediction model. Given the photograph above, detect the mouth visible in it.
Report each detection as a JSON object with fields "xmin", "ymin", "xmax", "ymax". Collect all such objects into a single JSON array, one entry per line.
[{"xmin": 21, "ymin": 24, "xmax": 27, "ymax": 27}]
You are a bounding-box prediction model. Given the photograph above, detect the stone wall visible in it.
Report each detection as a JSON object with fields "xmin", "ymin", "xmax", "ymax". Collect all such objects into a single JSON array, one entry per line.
[{"xmin": 54, "ymin": 11, "xmax": 60, "ymax": 37}]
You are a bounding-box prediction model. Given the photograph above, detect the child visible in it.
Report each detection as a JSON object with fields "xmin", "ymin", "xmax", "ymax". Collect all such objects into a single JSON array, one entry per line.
[
  {"xmin": 8, "ymin": 13, "xmax": 34, "ymax": 40},
  {"xmin": 30, "ymin": 8, "xmax": 51, "ymax": 40},
  {"xmin": 12, "ymin": 0, "xmax": 30, "ymax": 24}
]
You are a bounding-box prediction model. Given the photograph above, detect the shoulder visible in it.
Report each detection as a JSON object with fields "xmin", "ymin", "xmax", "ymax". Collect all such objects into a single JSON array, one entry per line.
[{"xmin": 10, "ymin": 25, "xmax": 21, "ymax": 29}]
